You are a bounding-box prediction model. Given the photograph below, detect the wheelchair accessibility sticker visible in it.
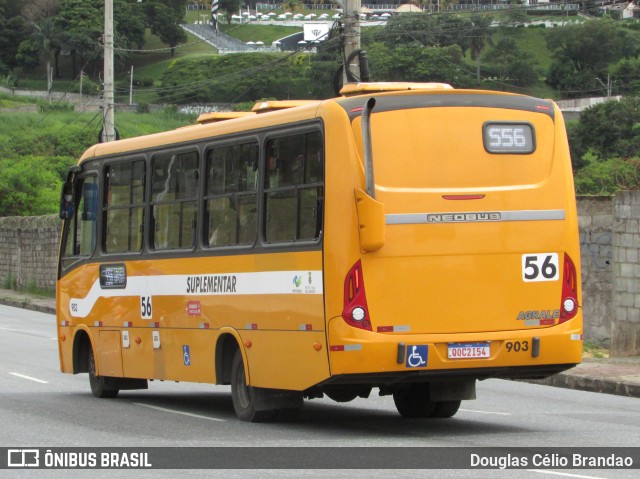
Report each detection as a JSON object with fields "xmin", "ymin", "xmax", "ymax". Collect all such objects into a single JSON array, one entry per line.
[
  {"xmin": 406, "ymin": 345, "xmax": 428, "ymax": 368},
  {"xmin": 183, "ymin": 345, "xmax": 191, "ymax": 366}
]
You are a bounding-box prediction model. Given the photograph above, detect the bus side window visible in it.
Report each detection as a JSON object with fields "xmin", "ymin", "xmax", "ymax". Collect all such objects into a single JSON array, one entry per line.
[
  {"xmin": 264, "ymin": 131, "xmax": 324, "ymax": 244},
  {"xmin": 151, "ymin": 151, "xmax": 198, "ymax": 250},
  {"xmin": 204, "ymin": 142, "xmax": 258, "ymax": 248},
  {"xmin": 103, "ymin": 160, "xmax": 145, "ymax": 254},
  {"xmin": 62, "ymin": 176, "xmax": 98, "ymax": 261}
]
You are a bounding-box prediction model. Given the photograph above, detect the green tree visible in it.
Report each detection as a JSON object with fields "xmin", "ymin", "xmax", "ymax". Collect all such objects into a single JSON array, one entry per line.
[
  {"xmin": 612, "ymin": 57, "xmax": 640, "ymax": 95},
  {"xmin": 569, "ymin": 97, "xmax": 640, "ymax": 168},
  {"xmin": 55, "ymin": 0, "xmax": 145, "ymax": 78},
  {"xmin": 281, "ymin": 0, "xmax": 303, "ymax": 13},
  {"xmin": 545, "ymin": 21, "xmax": 623, "ymax": 97},
  {"xmin": 381, "ymin": 12, "xmax": 473, "ymax": 55},
  {"xmin": 0, "ymin": 0, "xmax": 29, "ymax": 75},
  {"xmin": 483, "ymin": 37, "xmax": 539, "ymax": 88},
  {"xmin": 159, "ymin": 53, "xmax": 326, "ymax": 103},
  {"xmin": 366, "ymin": 42, "xmax": 474, "ymax": 87},
  {"xmin": 219, "ymin": 0, "xmax": 242, "ymax": 24},
  {"xmin": 380, "ymin": 13, "xmax": 437, "ymax": 49},
  {"xmin": 468, "ymin": 14, "xmax": 493, "ymax": 85},
  {"xmin": 55, "ymin": 0, "xmax": 103, "ymax": 77},
  {"xmin": 144, "ymin": 0, "xmax": 187, "ymax": 55}
]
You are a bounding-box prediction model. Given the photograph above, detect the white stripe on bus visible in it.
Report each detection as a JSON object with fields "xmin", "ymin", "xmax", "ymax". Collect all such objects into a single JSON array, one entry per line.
[{"xmin": 69, "ymin": 270, "xmax": 323, "ymax": 318}]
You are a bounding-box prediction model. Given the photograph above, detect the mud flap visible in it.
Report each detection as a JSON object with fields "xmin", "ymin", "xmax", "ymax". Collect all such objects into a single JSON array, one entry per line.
[
  {"xmin": 253, "ymin": 388, "xmax": 303, "ymax": 411},
  {"xmin": 429, "ymin": 380, "xmax": 476, "ymax": 401}
]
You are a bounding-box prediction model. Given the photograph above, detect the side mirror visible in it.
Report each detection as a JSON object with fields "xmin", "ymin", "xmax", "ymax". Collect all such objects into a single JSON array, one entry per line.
[
  {"xmin": 355, "ymin": 188, "xmax": 385, "ymax": 252},
  {"xmin": 59, "ymin": 182, "xmax": 75, "ymax": 220}
]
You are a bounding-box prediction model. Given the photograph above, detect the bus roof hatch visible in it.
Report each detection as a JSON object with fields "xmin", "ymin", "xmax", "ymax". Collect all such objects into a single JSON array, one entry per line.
[
  {"xmin": 251, "ymin": 100, "xmax": 321, "ymax": 113},
  {"xmin": 339, "ymin": 82, "xmax": 454, "ymax": 97},
  {"xmin": 196, "ymin": 112, "xmax": 256, "ymax": 124}
]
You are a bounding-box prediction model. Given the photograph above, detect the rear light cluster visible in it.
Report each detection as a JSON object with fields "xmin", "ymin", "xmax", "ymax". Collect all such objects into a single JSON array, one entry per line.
[
  {"xmin": 559, "ymin": 253, "xmax": 579, "ymax": 323},
  {"xmin": 342, "ymin": 260, "xmax": 372, "ymax": 331}
]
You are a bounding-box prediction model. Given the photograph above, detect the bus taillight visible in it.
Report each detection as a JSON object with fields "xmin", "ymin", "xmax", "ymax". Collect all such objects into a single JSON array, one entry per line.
[
  {"xmin": 559, "ymin": 253, "xmax": 578, "ymax": 323},
  {"xmin": 342, "ymin": 260, "xmax": 372, "ymax": 331}
]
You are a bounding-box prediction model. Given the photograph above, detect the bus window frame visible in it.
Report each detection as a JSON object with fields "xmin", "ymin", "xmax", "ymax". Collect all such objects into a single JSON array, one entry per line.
[
  {"xmin": 260, "ymin": 124, "xmax": 325, "ymax": 249},
  {"xmin": 102, "ymin": 156, "xmax": 147, "ymax": 256},
  {"xmin": 148, "ymin": 147, "xmax": 201, "ymax": 253},
  {"xmin": 202, "ymin": 135, "xmax": 260, "ymax": 251},
  {"xmin": 60, "ymin": 171, "xmax": 100, "ymax": 272}
]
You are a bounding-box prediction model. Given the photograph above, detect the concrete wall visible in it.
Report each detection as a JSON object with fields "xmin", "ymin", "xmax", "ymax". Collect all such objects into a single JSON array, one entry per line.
[
  {"xmin": 577, "ymin": 196, "xmax": 614, "ymax": 348},
  {"xmin": 0, "ymin": 192, "xmax": 638, "ymax": 355},
  {"xmin": 0, "ymin": 215, "xmax": 60, "ymax": 292},
  {"xmin": 612, "ymin": 191, "xmax": 640, "ymax": 356}
]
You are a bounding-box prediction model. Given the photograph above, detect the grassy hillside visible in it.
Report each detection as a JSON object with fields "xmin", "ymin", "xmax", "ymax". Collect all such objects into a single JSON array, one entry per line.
[{"xmin": 0, "ymin": 95, "xmax": 196, "ymax": 216}]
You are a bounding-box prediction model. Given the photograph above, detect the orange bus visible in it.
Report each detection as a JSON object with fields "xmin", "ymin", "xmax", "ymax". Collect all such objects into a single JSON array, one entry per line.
[{"xmin": 57, "ymin": 82, "xmax": 582, "ymax": 421}]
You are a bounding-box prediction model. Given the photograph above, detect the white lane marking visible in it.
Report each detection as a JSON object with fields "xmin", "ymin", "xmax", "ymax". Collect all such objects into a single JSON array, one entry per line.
[
  {"xmin": 133, "ymin": 402, "xmax": 225, "ymax": 422},
  {"xmin": 460, "ymin": 408, "xmax": 511, "ymax": 416},
  {"xmin": 527, "ymin": 470, "xmax": 608, "ymax": 479},
  {"xmin": 9, "ymin": 372, "xmax": 49, "ymax": 384}
]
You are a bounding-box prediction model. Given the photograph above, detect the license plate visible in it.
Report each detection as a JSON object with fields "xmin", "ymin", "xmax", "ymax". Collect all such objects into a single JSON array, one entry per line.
[{"xmin": 448, "ymin": 342, "xmax": 490, "ymax": 359}]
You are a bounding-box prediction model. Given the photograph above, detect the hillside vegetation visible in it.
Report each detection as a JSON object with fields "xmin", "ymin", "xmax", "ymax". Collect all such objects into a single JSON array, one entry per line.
[
  {"xmin": 1, "ymin": 12, "xmax": 639, "ymax": 217},
  {"xmin": 0, "ymin": 98, "xmax": 195, "ymax": 216}
]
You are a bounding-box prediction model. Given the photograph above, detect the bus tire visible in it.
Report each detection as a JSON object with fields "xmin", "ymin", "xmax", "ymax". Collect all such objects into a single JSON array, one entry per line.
[
  {"xmin": 230, "ymin": 349, "xmax": 274, "ymax": 422},
  {"xmin": 431, "ymin": 400, "xmax": 461, "ymax": 418},
  {"xmin": 88, "ymin": 347, "xmax": 119, "ymax": 399},
  {"xmin": 392, "ymin": 384, "xmax": 435, "ymax": 418}
]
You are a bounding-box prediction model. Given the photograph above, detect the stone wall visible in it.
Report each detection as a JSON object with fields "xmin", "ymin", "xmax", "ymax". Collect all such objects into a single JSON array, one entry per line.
[
  {"xmin": 0, "ymin": 215, "xmax": 60, "ymax": 291},
  {"xmin": 577, "ymin": 196, "xmax": 614, "ymax": 347},
  {"xmin": 612, "ymin": 191, "xmax": 640, "ymax": 356}
]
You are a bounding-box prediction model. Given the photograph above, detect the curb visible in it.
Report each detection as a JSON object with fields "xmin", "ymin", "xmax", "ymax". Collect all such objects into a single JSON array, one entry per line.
[
  {"xmin": 0, "ymin": 297, "xmax": 56, "ymax": 316},
  {"xmin": 525, "ymin": 373, "xmax": 640, "ymax": 399}
]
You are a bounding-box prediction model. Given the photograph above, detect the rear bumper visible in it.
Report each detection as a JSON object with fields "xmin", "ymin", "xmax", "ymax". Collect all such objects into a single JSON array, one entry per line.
[
  {"xmin": 326, "ymin": 315, "xmax": 583, "ymax": 385},
  {"xmin": 315, "ymin": 363, "xmax": 578, "ymax": 388}
]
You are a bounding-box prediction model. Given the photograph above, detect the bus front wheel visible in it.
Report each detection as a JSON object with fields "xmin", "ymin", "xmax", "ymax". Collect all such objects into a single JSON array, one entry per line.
[
  {"xmin": 88, "ymin": 348, "xmax": 119, "ymax": 399},
  {"xmin": 230, "ymin": 349, "xmax": 274, "ymax": 422}
]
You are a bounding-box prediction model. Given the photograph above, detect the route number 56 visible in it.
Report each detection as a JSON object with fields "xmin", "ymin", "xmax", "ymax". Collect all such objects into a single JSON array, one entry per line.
[
  {"xmin": 522, "ymin": 253, "xmax": 559, "ymax": 282},
  {"xmin": 141, "ymin": 296, "xmax": 153, "ymax": 319}
]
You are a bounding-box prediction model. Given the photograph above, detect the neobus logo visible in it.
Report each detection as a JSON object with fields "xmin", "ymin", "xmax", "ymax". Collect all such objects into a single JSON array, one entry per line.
[{"xmin": 426, "ymin": 212, "xmax": 501, "ymax": 223}]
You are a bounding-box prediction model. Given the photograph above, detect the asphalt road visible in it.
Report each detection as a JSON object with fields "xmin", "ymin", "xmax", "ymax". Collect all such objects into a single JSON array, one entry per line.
[{"xmin": 1, "ymin": 305, "xmax": 638, "ymax": 478}]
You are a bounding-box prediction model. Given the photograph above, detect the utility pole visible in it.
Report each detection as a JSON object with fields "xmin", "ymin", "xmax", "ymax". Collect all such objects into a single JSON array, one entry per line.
[
  {"xmin": 102, "ymin": 0, "xmax": 116, "ymax": 142},
  {"xmin": 343, "ymin": 0, "xmax": 361, "ymax": 85},
  {"xmin": 596, "ymin": 74, "xmax": 612, "ymax": 99}
]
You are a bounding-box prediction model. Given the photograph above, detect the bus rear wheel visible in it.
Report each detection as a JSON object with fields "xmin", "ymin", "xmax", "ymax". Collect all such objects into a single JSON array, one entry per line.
[
  {"xmin": 393, "ymin": 384, "xmax": 435, "ymax": 418},
  {"xmin": 431, "ymin": 400, "xmax": 461, "ymax": 418},
  {"xmin": 230, "ymin": 350, "xmax": 274, "ymax": 422},
  {"xmin": 88, "ymin": 347, "xmax": 119, "ymax": 399}
]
